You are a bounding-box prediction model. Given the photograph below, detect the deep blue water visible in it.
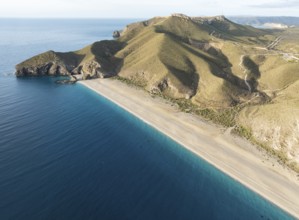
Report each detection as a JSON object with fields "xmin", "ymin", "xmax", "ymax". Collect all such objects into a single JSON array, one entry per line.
[{"xmin": 0, "ymin": 19, "xmax": 295, "ymax": 220}]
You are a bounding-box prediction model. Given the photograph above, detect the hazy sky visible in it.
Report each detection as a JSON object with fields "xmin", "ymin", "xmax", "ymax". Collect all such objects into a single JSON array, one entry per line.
[{"xmin": 1, "ymin": 0, "xmax": 298, "ymax": 18}]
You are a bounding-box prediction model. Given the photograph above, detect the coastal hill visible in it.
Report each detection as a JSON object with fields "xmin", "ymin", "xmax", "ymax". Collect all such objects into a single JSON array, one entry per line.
[{"xmin": 15, "ymin": 14, "xmax": 299, "ymax": 170}]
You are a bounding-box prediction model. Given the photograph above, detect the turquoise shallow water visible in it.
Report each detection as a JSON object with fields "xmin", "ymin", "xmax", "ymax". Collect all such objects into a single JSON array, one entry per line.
[{"xmin": 0, "ymin": 19, "xmax": 295, "ymax": 219}]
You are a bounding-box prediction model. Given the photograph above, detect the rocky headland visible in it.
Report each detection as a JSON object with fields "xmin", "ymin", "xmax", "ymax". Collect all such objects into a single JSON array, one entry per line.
[{"xmin": 16, "ymin": 14, "xmax": 299, "ymax": 171}]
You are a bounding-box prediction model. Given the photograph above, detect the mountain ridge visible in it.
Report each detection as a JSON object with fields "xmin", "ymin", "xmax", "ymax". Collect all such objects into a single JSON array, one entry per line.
[{"xmin": 15, "ymin": 15, "xmax": 299, "ymax": 170}]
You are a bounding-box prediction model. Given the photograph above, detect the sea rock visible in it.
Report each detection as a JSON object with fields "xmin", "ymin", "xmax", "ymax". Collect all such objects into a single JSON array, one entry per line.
[
  {"xmin": 55, "ymin": 79, "xmax": 76, "ymax": 85},
  {"xmin": 113, "ymin": 30, "xmax": 121, "ymax": 38}
]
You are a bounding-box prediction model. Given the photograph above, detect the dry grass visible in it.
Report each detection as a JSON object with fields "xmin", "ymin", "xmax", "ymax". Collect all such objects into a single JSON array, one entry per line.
[{"xmin": 16, "ymin": 15, "xmax": 299, "ymax": 172}]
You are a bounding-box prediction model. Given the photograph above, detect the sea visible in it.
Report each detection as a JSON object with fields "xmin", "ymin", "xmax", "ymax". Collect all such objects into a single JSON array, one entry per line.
[{"xmin": 0, "ymin": 19, "xmax": 295, "ymax": 220}]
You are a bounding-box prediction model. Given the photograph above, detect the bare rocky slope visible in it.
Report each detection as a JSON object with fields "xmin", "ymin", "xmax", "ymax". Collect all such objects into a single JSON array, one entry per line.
[{"xmin": 16, "ymin": 14, "xmax": 299, "ymax": 170}]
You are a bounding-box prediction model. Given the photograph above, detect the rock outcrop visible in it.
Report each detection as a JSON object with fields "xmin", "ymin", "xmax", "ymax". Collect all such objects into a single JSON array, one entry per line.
[
  {"xmin": 15, "ymin": 51, "xmax": 71, "ymax": 77},
  {"xmin": 15, "ymin": 40, "xmax": 123, "ymax": 79},
  {"xmin": 113, "ymin": 30, "xmax": 121, "ymax": 38},
  {"xmin": 16, "ymin": 62, "xmax": 70, "ymax": 77}
]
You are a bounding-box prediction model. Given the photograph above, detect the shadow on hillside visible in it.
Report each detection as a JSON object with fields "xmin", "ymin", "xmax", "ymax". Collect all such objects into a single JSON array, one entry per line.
[
  {"xmin": 162, "ymin": 57, "xmax": 199, "ymax": 95},
  {"xmin": 242, "ymin": 56, "xmax": 261, "ymax": 79},
  {"xmin": 57, "ymin": 52, "xmax": 85, "ymax": 71},
  {"xmin": 90, "ymin": 40, "xmax": 126, "ymax": 76},
  {"xmin": 242, "ymin": 56, "xmax": 261, "ymax": 91},
  {"xmin": 180, "ymin": 39, "xmax": 264, "ymax": 96}
]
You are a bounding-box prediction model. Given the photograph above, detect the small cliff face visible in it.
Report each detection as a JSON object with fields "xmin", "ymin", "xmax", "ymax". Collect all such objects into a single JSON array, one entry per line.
[
  {"xmin": 16, "ymin": 62, "xmax": 70, "ymax": 76},
  {"xmin": 16, "ymin": 51, "xmax": 71, "ymax": 76},
  {"xmin": 15, "ymin": 40, "xmax": 123, "ymax": 79}
]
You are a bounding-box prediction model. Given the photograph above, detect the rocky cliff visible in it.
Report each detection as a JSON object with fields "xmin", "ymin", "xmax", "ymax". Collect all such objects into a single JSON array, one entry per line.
[{"xmin": 16, "ymin": 40, "xmax": 123, "ymax": 79}]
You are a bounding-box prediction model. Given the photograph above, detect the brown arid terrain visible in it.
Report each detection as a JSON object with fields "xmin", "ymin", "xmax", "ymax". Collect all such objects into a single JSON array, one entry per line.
[{"xmin": 16, "ymin": 14, "xmax": 299, "ymax": 171}]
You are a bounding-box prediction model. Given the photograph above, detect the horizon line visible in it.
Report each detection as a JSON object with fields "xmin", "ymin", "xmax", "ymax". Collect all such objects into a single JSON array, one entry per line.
[{"xmin": 1, "ymin": 15, "xmax": 299, "ymax": 19}]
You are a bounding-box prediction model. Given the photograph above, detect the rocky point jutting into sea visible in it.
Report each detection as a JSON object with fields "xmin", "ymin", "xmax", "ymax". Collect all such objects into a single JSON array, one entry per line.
[{"xmin": 16, "ymin": 14, "xmax": 299, "ymax": 172}]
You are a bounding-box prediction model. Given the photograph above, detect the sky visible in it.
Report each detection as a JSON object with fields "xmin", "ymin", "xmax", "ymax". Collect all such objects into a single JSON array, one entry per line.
[{"xmin": 0, "ymin": 0, "xmax": 298, "ymax": 18}]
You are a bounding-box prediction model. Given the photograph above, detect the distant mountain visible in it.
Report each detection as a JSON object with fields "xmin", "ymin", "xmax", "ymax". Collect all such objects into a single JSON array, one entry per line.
[
  {"xmin": 229, "ymin": 16, "xmax": 299, "ymax": 28},
  {"xmin": 16, "ymin": 14, "xmax": 299, "ymax": 170}
]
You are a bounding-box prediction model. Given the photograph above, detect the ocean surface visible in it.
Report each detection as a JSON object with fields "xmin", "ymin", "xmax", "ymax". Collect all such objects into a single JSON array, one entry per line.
[{"xmin": 0, "ymin": 19, "xmax": 294, "ymax": 220}]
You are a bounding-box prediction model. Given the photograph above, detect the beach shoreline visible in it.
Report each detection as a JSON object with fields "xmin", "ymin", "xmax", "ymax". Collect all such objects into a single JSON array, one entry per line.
[{"xmin": 79, "ymin": 78, "xmax": 299, "ymax": 218}]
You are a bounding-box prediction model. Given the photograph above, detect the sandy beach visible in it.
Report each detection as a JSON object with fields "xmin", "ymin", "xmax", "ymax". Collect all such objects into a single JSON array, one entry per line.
[{"xmin": 80, "ymin": 78, "xmax": 299, "ymax": 218}]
